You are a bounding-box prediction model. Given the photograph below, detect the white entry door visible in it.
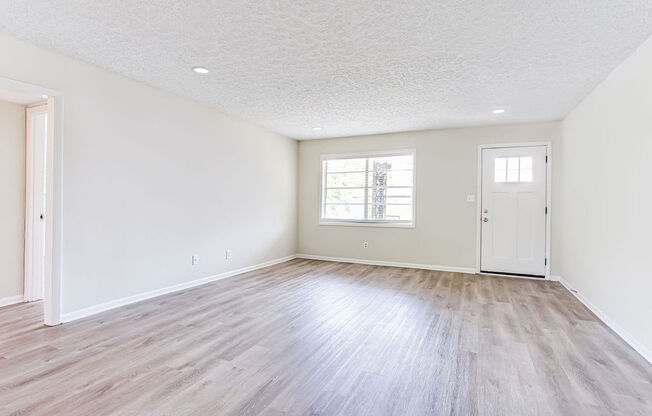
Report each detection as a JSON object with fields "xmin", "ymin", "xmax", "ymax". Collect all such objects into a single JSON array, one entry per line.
[{"xmin": 481, "ymin": 146, "xmax": 547, "ymax": 277}]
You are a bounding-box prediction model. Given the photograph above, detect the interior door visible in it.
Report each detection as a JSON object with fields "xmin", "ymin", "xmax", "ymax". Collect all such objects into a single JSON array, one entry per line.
[{"xmin": 481, "ymin": 146, "xmax": 547, "ymax": 276}]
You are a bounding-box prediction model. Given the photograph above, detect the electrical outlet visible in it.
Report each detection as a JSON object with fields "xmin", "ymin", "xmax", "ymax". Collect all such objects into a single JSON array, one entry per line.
[
  {"xmin": 225, "ymin": 249, "xmax": 233, "ymax": 260},
  {"xmin": 363, "ymin": 242, "xmax": 369, "ymax": 249},
  {"xmin": 192, "ymin": 254, "xmax": 199, "ymax": 265}
]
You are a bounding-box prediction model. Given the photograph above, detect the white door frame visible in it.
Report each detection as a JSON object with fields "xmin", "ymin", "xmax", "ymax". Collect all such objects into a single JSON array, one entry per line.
[
  {"xmin": 475, "ymin": 142, "xmax": 552, "ymax": 279},
  {"xmin": 1, "ymin": 76, "xmax": 64, "ymax": 326},
  {"xmin": 24, "ymin": 103, "xmax": 48, "ymax": 302}
]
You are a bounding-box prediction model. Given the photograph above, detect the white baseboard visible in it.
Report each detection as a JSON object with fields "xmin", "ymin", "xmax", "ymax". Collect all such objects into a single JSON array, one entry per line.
[
  {"xmin": 296, "ymin": 253, "xmax": 476, "ymax": 274},
  {"xmin": 0, "ymin": 294, "xmax": 24, "ymax": 308},
  {"xmin": 61, "ymin": 255, "xmax": 297, "ymax": 323},
  {"xmin": 558, "ymin": 277, "xmax": 651, "ymax": 364},
  {"xmin": 549, "ymin": 275, "xmax": 561, "ymax": 282}
]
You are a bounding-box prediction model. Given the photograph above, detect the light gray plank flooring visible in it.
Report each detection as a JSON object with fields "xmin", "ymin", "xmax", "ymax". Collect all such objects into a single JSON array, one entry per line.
[{"xmin": 1, "ymin": 259, "xmax": 650, "ymax": 415}]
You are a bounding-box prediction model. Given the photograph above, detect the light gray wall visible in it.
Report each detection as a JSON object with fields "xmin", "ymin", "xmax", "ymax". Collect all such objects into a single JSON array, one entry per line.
[
  {"xmin": 298, "ymin": 122, "xmax": 562, "ymax": 272},
  {"xmin": 1, "ymin": 34, "xmax": 297, "ymax": 315},
  {"xmin": 558, "ymin": 36, "xmax": 652, "ymax": 359},
  {"xmin": 0, "ymin": 100, "xmax": 25, "ymax": 301}
]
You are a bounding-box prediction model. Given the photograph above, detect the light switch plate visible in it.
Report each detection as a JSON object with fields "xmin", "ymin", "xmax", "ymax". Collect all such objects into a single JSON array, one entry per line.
[{"xmin": 466, "ymin": 194, "xmax": 476, "ymax": 202}]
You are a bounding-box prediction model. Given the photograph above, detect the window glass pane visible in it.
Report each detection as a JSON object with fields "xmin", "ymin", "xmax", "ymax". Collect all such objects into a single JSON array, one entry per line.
[
  {"xmin": 326, "ymin": 188, "xmax": 365, "ymax": 204},
  {"xmin": 369, "ymin": 155, "xmax": 413, "ymax": 171},
  {"xmin": 385, "ymin": 187, "xmax": 413, "ymax": 204},
  {"xmin": 369, "ymin": 184, "xmax": 388, "ymax": 218},
  {"xmin": 326, "ymin": 158, "xmax": 366, "ymax": 173},
  {"xmin": 324, "ymin": 204, "xmax": 365, "ymax": 219},
  {"xmin": 367, "ymin": 189, "xmax": 413, "ymax": 204},
  {"xmin": 369, "ymin": 200, "xmax": 386, "ymax": 219},
  {"xmin": 369, "ymin": 161, "xmax": 392, "ymax": 190},
  {"xmin": 385, "ymin": 204, "xmax": 412, "ymax": 221},
  {"xmin": 366, "ymin": 204, "xmax": 413, "ymax": 221},
  {"xmin": 519, "ymin": 156, "xmax": 532, "ymax": 170},
  {"xmin": 326, "ymin": 172, "xmax": 366, "ymax": 188},
  {"xmin": 520, "ymin": 169, "xmax": 533, "ymax": 182},
  {"xmin": 387, "ymin": 170, "xmax": 413, "ymax": 187},
  {"xmin": 367, "ymin": 170, "xmax": 413, "ymax": 187},
  {"xmin": 519, "ymin": 157, "xmax": 533, "ymax": 182},
  {"xmin": 494, "ymin": 158, "xmax": 506, "ymax": 182},
  {"xmin": 507, "ymin": 157, "xmax": 519, "ymax": 171},
  {"xmin": 507, "ymin": 157, "xmax": 519, "ymax": 182}
]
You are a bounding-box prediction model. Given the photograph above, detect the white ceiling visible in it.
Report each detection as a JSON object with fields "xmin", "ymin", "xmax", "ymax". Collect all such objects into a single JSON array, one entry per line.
[
  {"xmin": 0, "ymin": 86, "xmax": 44, "ymax": 105},
  {"xmin": 1, "ymin": 1, "xmax": 651, "ymax": 139}
]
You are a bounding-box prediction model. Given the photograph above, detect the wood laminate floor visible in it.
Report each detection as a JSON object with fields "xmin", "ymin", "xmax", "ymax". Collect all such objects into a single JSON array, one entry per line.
[{"xmin": 1, "ymin": 259, "xmax": 651, "ymax": 415}]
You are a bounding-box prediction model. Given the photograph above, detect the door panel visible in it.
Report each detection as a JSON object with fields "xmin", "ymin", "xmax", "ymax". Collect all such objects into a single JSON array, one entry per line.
[
  {"xmin": 491, "ymin": 193, "xmax": 514, "ymax": 259},
  {"xmin": 516, "ymin": 192, "xmax": 535, "ymax": 260},
  {"xmin": 481, "ymin": 146, "xmax": 547, "ymax": 276}
]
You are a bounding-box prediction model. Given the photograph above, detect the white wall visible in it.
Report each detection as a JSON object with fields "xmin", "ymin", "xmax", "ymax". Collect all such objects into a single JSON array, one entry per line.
[
  {"xmin": 298, "ymin": 122, "xmax": 561, "ymax": 272},
  {"xmin": 0, "ymin": 34, "xmax": 297, "ymax": 315},
  {"xmin": 0, "ymin": 100, "xmax": 25, "ymax": 302},
  {"xmin": 558, "ymin": 36, "xmax": 652, "ymax": 360}
]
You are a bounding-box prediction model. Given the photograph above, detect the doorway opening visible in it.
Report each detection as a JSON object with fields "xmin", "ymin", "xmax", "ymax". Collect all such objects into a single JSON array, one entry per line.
[
  {"xmin": 476, "ymin": 143, "xmax": 551, "ymax": 279},
  {"xmin": 0, "ymin": 77, "xmax": 63, "ymax": 326}
]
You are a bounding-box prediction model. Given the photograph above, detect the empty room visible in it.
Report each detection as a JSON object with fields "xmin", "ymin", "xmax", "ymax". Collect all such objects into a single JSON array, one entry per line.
[{"xmin": 0, "ymin": 1, "xmax": 651, "ymax": 415}]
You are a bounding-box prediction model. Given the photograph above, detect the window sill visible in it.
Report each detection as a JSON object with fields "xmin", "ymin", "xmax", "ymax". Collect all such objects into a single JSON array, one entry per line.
[{"xmin": 319, "ymin": 220, "xmax": 415, "ymax": 229}]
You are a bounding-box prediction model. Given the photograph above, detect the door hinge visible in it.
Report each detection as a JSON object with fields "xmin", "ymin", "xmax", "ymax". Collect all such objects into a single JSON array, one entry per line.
[
  {"xmin": 545, "ymin": 155, "xmax": 548, "ymax": 163},
  {"xmin": 545, "ymin": 206, "xmax": 548, "ymax": 215},
  {"xmin": 545, "ymin": 258, "xmax": 547, "ymax": 266}
]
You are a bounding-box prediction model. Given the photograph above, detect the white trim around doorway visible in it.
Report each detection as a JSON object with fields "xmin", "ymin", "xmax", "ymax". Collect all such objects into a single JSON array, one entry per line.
[{"xmin": 0, "ymin": 76, "xmax": 64, "ymax": 326}]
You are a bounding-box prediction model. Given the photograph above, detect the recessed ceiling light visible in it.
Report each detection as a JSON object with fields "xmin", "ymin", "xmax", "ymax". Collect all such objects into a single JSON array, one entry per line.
[
  {"xmin": 41, "ymin": 94, "xmax": 48, "ymax": 99},
  {"xmin": 313, "ymin": 127, "xmax": 322, "ymax": 131},
  {"xmin": 493, "ymin": 108, "xmax": 505, "ymax": 114},
  {"xmin": 192, "ymin": 66, "xmax": 209, "ymax": 74}
]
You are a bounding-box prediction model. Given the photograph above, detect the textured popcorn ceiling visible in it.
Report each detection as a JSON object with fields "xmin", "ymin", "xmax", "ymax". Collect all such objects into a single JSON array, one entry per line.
[{"xmin": 1, "ymin": 1, "xmax": 651, "ymax": 139}]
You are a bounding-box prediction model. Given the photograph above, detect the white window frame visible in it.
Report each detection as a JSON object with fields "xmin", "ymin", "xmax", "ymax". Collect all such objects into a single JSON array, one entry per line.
[{"xmin": 319, "ymin": 149, "xmax": 416, "ymax": 228}]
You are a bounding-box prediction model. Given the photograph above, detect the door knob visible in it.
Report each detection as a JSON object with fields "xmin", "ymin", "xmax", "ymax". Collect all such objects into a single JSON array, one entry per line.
[{"xmin": 483, "ymin": 217, "xmax": 489, "ymax": 222}]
